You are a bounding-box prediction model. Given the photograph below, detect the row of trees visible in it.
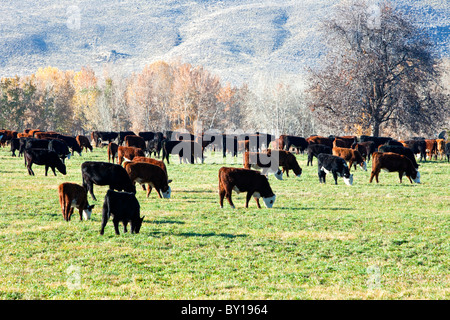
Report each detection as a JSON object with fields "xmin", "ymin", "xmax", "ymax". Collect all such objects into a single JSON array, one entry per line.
[
  {"xmin": 0, "ymin": 62, "xmax": 315, "ymax": 137},
  {"xmin": 1, "ymin": 1, "xmax": 448, "ymax": 138}
]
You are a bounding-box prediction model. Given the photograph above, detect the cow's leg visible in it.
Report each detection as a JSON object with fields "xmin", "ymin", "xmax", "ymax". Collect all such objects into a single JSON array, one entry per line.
[
  {"xmin": 219, "ymin": 188, "xmax": 226, "ymax": 208},
  {"xmin": 147, "ymin": 185, "xmax": 154, "ymax": 198},
  {"xmin": 245, "ymin": 192, "xmax": 252, "ymax": 208},
  {"xmin": 51, "ymin": 166, "xmax": 57, "ymax": 176},
  {"xmin": 224, "ymin": 188, "xmax": 235, "ymax": 209},
  {"xmin": 398, "ymin": 171, "xmax": 403, "ymax": 183},
  {"xmin": 123, "ymin": 221, "xmax": 128, "ymax": 233},
  {"xmin": 68, "ymin": 207, "xmax": 74, "ymax": 221},
  {"xmin": 86, "ymin": 182, "xmax": 96, "ymax": 201},
  {"xmin": 112, "ymin": 218, "xmax": 120, "ymax": 235},
  {"xmin": 27, "ymin": 163, "xmax": 34, "ymax": 176},
  {"xmin": 318, "ymin": 170, "xmax": 326, "ymax": 183},
  {"xmin": 332, "ymin": 172, "xmax": 338, "ymax": 185}
]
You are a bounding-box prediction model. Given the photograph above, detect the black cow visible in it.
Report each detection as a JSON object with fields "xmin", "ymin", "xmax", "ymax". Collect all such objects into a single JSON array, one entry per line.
[
  {"xmin": 57, "ymin": 135, "xmax": 82, "ymax": 156},
  {"xmin": 24, "ymin": 148, "xmax": 67, "ymax": 176},
  {"xmin": 118, "ymin": 131, "xmax": 137, "ymax": 145},
  {"xmin": 100, "ymin": 189, "xmax": 144, "ymax": 235},
  {"xmin": 445, "ymin": 142, "xmax": 450, "ymax": 162},
  {"xmin": 10, "ymin": 138, "xmax": 20, "ymax": 157},
  {"xmin": 147, "ymin": 138, "xmax": 163, "ymax": 158},
  {"xmin": 317, "ymin": 153, "xmax": 353, "ymax": 186},
  {"xmin": 360, "ymin": 135, "xmax": 393, "ymax": 149},
  {"xmin": 81, "ymin": 161, "xmax": 136, "ymax": 201},
  {"xmin": 48, "ymin": 139, "xmax": 71, "ymax": 163},
  {"xmin": 162, "ymin": 140, "xmax": 203, "ymax": 164},
  {"xmin": 92, "ymin": 131, "xmax": 119, "ymax": 147},
  {"xmin": 138, "ymin": 131, "xmax": 155, "ymax": 142},
  {"xmin": 307, "ymin": 144, "xmax": 332, "ymax": 166},
  {"xmin": 378, "ymin": 145, "xmax": 419, "ymax": 169},
  {"xmin": 282, "ymin": 135, "xmax": 309, "ymax": 154}
]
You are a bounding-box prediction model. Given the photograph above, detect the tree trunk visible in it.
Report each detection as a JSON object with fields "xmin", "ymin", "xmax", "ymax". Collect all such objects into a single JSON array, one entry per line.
[{"xmin": 371, "ymin": 121, "xmax": 380, "ymax": 137}]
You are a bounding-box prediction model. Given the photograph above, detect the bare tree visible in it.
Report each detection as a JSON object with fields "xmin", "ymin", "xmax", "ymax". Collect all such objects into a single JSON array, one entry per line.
[{"xmin": 307, "ymin": 0, "xmax": 449, "ymax": 137}]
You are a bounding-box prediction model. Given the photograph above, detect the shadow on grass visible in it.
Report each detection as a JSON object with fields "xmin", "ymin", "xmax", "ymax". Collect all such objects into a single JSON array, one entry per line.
[
  {"xmin": 147, "ymin": 231, "xmax": 247, "ymax": 239},
  {"xmin": 151, "ymin": 219, "xmax": 185, "ymax": 225}
]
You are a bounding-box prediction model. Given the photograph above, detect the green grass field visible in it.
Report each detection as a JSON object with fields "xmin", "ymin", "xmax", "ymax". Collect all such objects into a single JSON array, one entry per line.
[{"xmin": 0, "ymin": 146, "xmax": 448, "ymax": 300}]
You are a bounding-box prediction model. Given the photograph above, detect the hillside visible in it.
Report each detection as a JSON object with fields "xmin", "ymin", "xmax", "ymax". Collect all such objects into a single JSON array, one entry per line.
[{"xmin": 0, "ymin": 0, "xmax": 448, "ymax": 86}]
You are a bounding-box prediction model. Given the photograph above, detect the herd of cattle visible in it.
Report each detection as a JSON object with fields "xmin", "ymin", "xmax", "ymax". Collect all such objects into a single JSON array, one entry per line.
[{"xmin": 1, "ymin": 128, "xmax": 449, "ymax": 235}]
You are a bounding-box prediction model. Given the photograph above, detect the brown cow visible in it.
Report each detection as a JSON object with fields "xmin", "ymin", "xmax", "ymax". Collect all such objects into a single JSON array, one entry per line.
[
  {"xmin": 131, "ymin": 156, "xmax": 167, "ymax": 178},
  {"xmin": 108, "ymin": 142, "xmax": 119, "ymax": 163},
  {"xmin": 369, "ymin": 152, "xmax": 420, "ymax": 184},
  {"xmin": 332, "ymin": 147, "xmax": 367, "ymax": 171},
  {"xmin": 76, "ymin": 135, "xmax": 93, "ymax": 152},
  {"xmin": 58, "ymin": 182, "xmax": 94, "ymax": 221},
  {"xmin": 124, "ymin": 161, "xmax": 171, "ymax": 198},
  {"xmin": 436, "ymin": 139, "xmax": 446, "ymax": 160},
  {"xmin": 333, "ymin": 136, "xmax": 356, "ymax": 148},
  {"xmin": 218, "ymin": 167, "xmax": 276, "ymax": 209},
  {"xmin": 306, "ymin": 136, "xmax": 334, "ymax": 148},
  {"xmin": 424, "ymin": 139, "xmax": 437, "ymax": 160},
  {"xmin": 118, "ymin": 146, "xmax": 145, "ymax": 165},
  {"xmin": 125, "ymin": 135, "xmax": 146, "ymax": 150}
]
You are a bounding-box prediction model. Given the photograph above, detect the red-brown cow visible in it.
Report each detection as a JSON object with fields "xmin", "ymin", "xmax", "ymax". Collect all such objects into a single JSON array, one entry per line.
[
  {"xmin": 117, "ymin": 146, "xmax": 145, "ymax": 165},
  {"xmin": 124, "ymin": 135, "xmax": 146, "ymax": 150},
  {"xmin": 424, "ymin": 139, "xmax": 437, "ymax": 160},
  {"xmin": 369, "ymin": 152, "xmax": 420, "ymax": 184},
  {"xmin": 58, "ymin": 182, "xmax": 94, "ymax": 221},
  {"xmin": 306, "ymin": 136, "xmax": 334, "ymax": 148},
  {"xmin": 124, "ymin": 161, "xmax": 171, "ymax": 198},
  {"xmin": 108, "ymin": 142, "xmax": 119, "ymax": 163},
  {"xmin": 218, "ymin": 167, "xmax": 276, "ymax": 209},
  {"xmin": 332, "ymin": 147, "xmax": 367, "ymax": 171}
]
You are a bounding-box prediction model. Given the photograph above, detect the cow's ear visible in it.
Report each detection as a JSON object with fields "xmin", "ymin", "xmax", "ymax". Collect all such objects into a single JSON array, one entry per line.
[{"xmin": 168, "ymin": 179, "xmax": 172, "ymax": 184}]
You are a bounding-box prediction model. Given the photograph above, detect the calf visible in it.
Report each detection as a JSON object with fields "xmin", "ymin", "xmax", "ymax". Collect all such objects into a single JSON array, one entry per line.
[
  {"xmin": 307, "ymin": 144, "xmax": 332, "ymax": 166},
  {"xmin": 332, "ymin": 147, "xmax": 367, "ymax": 171},
  {"xmin": 76, "ymin": 135, "xmax": 93, "ymax": 152},
  {"xmin": 317, "ymin": 153, "xmax": 353, "ymax": 186},
  {"xmin": 24, "ymin": 148, "xmax": 67, "ymax": 176},
  {"xmin": 10, "ymin": 138, "xmax": 20, "ymax": 157},
  {"xmin": 124, "ymin": 161, "xmax": 172, "ymax": 198},
  {"xmin": 100, "ymin": 189, "xmax": 143, "ymax": 235},
  {"xmin": 218, "ymin": 167, "xmax": 276, "ymax": 209},
  {"xmin": 107, "ymin": 142, "xmax": 119, "ymax": 163},
  {"xmin": 81, "ymin": 161, "xmax": 136, "ymax": 201},
  {"xmin": 378, "ymin": 145, "xmax": 419, "ymax": 169},
  {"xmin": 117, "ymin": 146, "xmax": 145, "ymax": 165},
  {"xmin": 424, "ymin": 139, "xmax": 437, "ymax": 160},
  {"xmin": 58, "ymin": 182, "xmax": 94, "ymax": 221},
  {"xmin": 369, "ymin": 152, "xmax": 420, "ymax": 184}
]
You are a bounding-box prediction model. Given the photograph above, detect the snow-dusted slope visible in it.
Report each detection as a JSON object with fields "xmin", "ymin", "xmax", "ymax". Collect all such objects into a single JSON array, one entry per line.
[{"xmin": 0, "ymin": 0, "xmax": 447, "ymax": 86}]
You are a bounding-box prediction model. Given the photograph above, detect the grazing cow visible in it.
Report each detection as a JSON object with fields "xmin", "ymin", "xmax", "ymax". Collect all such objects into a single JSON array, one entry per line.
[
  {"xmin": 351, "ymin": 141, "xmax": 373, "ymax": 161},
  {"xmin": 124, "ymin": 135, "xmax": 146, "ymax": 150},
  {"xmin": 24, "ymin": 148, "xmax": 67, "ymax": 176},
  {"xmin": 378, "ymin": 145, "xmax": 419, "ymax": 169},
  {"xmin": 58, "ymin": 182, "xmax": 94, "ymax": 221},
  {"xmin": 107, "ymin": 142, "xmax": 119, "ymax": 163},
  {"xmin": 243, "ymin": 151, "xmax": 283, "ymax": 180},
  {"xmin": 91, "ymin": 131, "xmax": 118, "ymax": 147},
  {"xmin": 131, "ymin": 156, "xmax": 168, "ymax": 178},
  {"xmin": 445, "ymin": 142, "xmax": 450, "ymax": 162},
  {"xmin": 280, "ymin": 135, "xmax": 309, "ymax": 154},
  {"xmin": 272, "ymin": 149, "xmax": 302, "ymax": 178},
  {"xmin": 307, "ymin": 144, "xmax": 332, "ymax": 166},
  {"xmin": 57, "ymin": 134, "xmax": 82, "ymax": 156},
  {"xmin": 76, "ymin": 135, "xmax": 93, "ymax": 152},
  {"xmin": 124, "ymin": 162, "xmax": 172, "ymax": 198},
  {"xmin": 117, "ymin": 146, "xmax": 145, "ymax": 165},
  {"xmin": 162, "ymin": 140, "xmax": 203, "ymax": 164},
  {"xmin": 369, "ymin": 152, "xmax": 420, "ymax": 184},
  {"xmin": 436, "ymin": 139, "xmax": 446, "ymax": 160},
  {"xmin": 48, "ymin": 139, "xmax": 71, "ymax": 163},
  {"xmin": 81, "ymin": 161, "xmax": 136, "ymax": 201},
  {"xmin": 317, "ymin": 153, "xmax": 353, "ymax": 186},
  {"xmin": 306, "ymin": 136, "xmax": 334, "ymax": 148},
  {"xmin": 100, "ymin": 190, "xmax": 144, "ymax": 235},
  {"xmin": 218, "ymin": 167, "xmax": 276, "ymax": 209},
  {"xmin": 332, "ymin": 147, "xmax": 367, "ymax": 171},
  {"xmin": 35, "ymin": 132, "xmax": 59, "ymax": 139}
]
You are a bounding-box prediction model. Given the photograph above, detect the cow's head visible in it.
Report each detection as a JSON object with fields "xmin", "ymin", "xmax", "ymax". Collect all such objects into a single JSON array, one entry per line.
[
  {"xmin": 162, "ymin": 180, "xmax": 172, "ymax": 199},
  {"xmin": 57, "ymin": 162, "xmax": 67, "ymax": 175},
  {"xmin": 361, "ymin": 161, "xmax": 367, "ymax": 171},
  {"xmin": 344, "ymin": 174, "xmax": 353, "ymax": 186},
  {"xmin": 413, "ymin": 170, "xmax": 421, "ymax": 184},
  {"xmin": 263, "ymin": 195, "xmax": 276, "ymax": 208},
  {"xmin": 274, "ymin": 169, "xmax": 283, "ymax": 180},
  {"xmin": 131, "ymin": 216, "xmax": 145, "ymax": 234},
  {"xmin": 82, "ymin": 204, "xmax": 95, "ymax": 220}
]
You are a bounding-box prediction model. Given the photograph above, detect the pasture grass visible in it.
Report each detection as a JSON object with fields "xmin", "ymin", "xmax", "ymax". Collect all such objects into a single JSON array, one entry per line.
[{"xmin": 0, "ymin": 147, "xmax": 448, "ymax": 300}]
